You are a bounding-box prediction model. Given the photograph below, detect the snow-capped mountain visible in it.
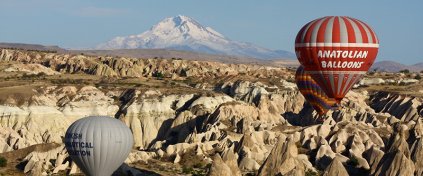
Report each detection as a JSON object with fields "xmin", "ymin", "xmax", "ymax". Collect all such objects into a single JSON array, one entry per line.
[{"xmin": 96, "ymin": 15, "xmax": 294, "ymax": 59}]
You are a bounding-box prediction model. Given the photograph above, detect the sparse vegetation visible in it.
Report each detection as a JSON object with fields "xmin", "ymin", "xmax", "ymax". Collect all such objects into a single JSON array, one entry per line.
[
  {"xmin": 399, "ymin": 69, "xmax": 410, "ymax": 74},
  {"xmin": 0, "ymin": 156, "xmax": 7, "ymax": 167},
  {"xmin": 369, "ymin": 68, "xmax": 378, "ymax": 75},
  {"xmin": 21, "ymin": 72, "xmax": 47, "ymax": 79},
  {"xmin": 415, "ymin": 74, "xmax": 421, "ymax": 80},
  {"xmin": 182, "ymin": 166, "xmax": 193, "ymax": 174},
  {"xmin": 182, "ymin": 166, "xmax": 205, "ymax": 176},
  {"xmin": 193, "ymin": 162, "xmax": 206, "ymax": 169},
  {"xmin": 153, "ymin": 71, "xmax": 164, "ymax": 80},
  {"xmin": 1, "ymin": 47, "xmax": 57, "ymax": 53},
  {"xmin": 305, "ymin": 169, "xmax": 320, "ymax": 176},
  {"xmin": 50, "ymin": 79, "xmax": 90, "ymax": 85},
  {"xmin": 347, "ymin": 156, "xmax": 359, "ymax": 167}
]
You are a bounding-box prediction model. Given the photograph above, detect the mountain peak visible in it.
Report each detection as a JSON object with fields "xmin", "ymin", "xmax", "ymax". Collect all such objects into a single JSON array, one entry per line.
[
  {"xmin": 96, "ymin": 15, "xmax": 294, "ymax": 59},
  {"xmin": 173, "ymin": 15, "xmax": 192, "ymax": 24},
  {"xmin": 154, "ymin": 15, "xmax": 196, "ymax": 28},
  {"xmin": 149, "ymin": 15, "xmax": 218, "ymax": 39}
]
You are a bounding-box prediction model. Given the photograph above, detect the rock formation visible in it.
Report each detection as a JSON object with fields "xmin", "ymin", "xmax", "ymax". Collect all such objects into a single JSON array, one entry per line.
[
  {"xmin": 257, "ymin": 136, "xmax": 305, "ymax": 176},
  {"xmin": 0, "ymin": 49, "xmax": 422, "ymax": 176},
  {"xmin": 322, "ymin": 157, "xmax": 349, "ymax": 176}
]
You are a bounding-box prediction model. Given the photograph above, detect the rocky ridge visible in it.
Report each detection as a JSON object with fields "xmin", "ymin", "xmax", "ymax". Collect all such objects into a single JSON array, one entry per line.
[{"xmin": 0, "ymin": 49, "xmax": 290, "ymax": 79}]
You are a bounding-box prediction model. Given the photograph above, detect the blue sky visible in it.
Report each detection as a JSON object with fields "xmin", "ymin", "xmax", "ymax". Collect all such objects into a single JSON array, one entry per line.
[{"xmin": 0, "ymin": 0, "xmax": 422, "ymax": 64}]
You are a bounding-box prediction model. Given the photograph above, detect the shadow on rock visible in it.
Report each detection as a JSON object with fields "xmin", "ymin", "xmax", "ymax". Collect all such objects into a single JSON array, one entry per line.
[{"xmin": 113, "ymin": 163, "xmax": 161, "ymax": 176}]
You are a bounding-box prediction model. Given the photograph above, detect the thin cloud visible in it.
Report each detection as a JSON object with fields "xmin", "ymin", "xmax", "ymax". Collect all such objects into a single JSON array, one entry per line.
[{"xmin": 73, "ymin": 6, "xmax": 129, "ymax": 17}]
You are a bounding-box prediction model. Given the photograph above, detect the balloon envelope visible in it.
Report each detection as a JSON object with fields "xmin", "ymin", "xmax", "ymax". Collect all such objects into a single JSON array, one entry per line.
[
  {"xmin": 296, "ymin": 66, "xmax": 337, "ymax": 115},
  {"xmin": 65, "ymin": 116, "xmax": 133, "ymax": 176},
  {"xmin": 295, "ymin": 16, "xmax": 379, "ymax": 102}
]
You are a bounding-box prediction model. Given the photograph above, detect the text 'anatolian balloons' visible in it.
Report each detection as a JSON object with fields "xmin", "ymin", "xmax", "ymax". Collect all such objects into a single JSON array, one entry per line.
[{"xmin": 295, "ymin": 16, "xmax": 379, "ymax": 103}]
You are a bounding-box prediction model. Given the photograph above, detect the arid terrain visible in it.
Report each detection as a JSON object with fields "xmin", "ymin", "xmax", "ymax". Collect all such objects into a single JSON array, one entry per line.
[{"xmin": 0, "ymin": 48, "xmax": 423, "ymax": 176}]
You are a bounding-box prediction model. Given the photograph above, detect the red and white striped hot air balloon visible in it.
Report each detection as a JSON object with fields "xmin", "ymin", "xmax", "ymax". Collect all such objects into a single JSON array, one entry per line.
[{"xmin": 295, "ymin": 16, "xmax": 379, "ymax": 103}]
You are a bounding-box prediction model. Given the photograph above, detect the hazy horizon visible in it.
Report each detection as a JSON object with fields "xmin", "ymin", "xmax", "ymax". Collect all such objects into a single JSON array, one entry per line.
[{"xmin": 0, "ymin": 0, "xmax": 422, "ymax": 64}]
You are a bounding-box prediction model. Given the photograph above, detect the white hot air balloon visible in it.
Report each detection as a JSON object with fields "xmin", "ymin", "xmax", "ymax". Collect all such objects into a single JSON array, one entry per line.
[{"xmin": 64, "ymin": 116, "xmax": 133, "ymax": 176}]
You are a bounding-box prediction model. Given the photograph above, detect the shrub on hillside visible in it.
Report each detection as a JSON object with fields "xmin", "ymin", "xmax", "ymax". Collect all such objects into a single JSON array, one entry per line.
[
  {"xmin": 153, "ymin": 71, "xmax": 164, "ymax": 79},
  {"xmin": 0, "ymin": 156, "xmax": 7, "ymax": 167},
  {"xmin": 399, "ymin": 69, "xmax": 410, "ymax": 74}
]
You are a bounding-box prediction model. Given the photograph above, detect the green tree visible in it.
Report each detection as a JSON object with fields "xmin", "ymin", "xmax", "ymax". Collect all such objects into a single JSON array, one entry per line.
[
  {"xmin": 153, "ymin": 71, "xmax": 164, "ymax": 79},
  {"xmin": 0, "ymin": 156, "xmax": 7, "ymax": 167},
  {"xmin": 369, "ymin": 68, "xmax": 378, "ymax": 75},
  {"xmin": 399, "ymin": 69, "xmax": 410, "ymax": 74},
  {"xmin": 305, "ymin": 169, "xmax": 320, "ymax": 176},
  {"xmin": 347, "ymin": 156, "xmax": 359, "ymax": 167}
]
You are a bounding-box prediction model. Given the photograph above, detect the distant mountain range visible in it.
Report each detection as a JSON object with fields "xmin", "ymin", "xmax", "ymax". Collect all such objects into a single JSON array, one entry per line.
[
  {"xmin": 0, "ymin": 43, "xmax": 64, "ymax": 52},
  {"xmin": 371, "ymin": 61, "xmax": 423, "ymax": 72},
  {"xmin": 96, "ymin": 15, "xmax": 295, "ymax": 60},
  {"xmin": 0, "ymin": 42, "xmax": 298, "ymax": 67}
]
